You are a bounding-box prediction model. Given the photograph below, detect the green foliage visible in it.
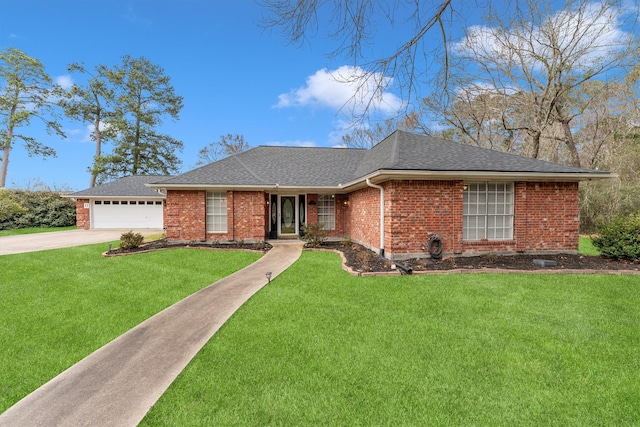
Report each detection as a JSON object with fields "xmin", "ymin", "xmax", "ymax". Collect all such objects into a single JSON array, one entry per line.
[
  {"xmin": 0, "ymin": 190, "xmax": 75, "ymax": 230},
  {"xmin": 300, "ymin": 222, "xmax": 327, "ymax": 247},
  {"xmin": 0, "ymin": 47, "xmax": 65, "ymax": 187},
  {"xmin": 60, "ymin": 62, "xmax": 117, "ymax": 187},
  {"xmin": 0, "ymin": 190, "xmax": 27, "ymax": 221},
  {"xmin": 90, "ymin": 55, "xmax": 184, "ymax": 184},
  {"xmin": 592, "ymin": 213, "xmax": 640, "ymax": 260},
  {"xmin": 119, "ymin": 231, "xmax": 145, "ymax": 250}
]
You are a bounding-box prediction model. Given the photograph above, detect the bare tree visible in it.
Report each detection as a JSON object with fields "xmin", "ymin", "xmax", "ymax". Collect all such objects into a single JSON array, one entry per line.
[
  {"xmin": 439, "ymin": 0, "xmax": 636, "ymax": 167},
  {"xmin": 260, "ymin": 0, "xmax": 455, "ymax": 119},
  {"xmin": 340, "ymin": 113, "xmax": 427, "ymax": 148},
  {"xmin": 197, "ymin": 134, "xmax": 250, "ymax": 165}
]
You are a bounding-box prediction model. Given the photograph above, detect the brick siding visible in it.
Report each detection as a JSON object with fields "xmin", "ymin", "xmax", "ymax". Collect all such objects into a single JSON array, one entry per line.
[
  {"xmin": 75, "ymin": 199, "xmax": 90, "ymax": 229},
  {"xmin": 165, "ymin": 190, "xmax": 206, "ymax": 241},
  {"xmin": 165, "ymin": 180, "xmax": 580, "ymax": 257}
]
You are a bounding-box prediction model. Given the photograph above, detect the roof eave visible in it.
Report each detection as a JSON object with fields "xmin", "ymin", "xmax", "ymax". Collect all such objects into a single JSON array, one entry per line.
[
  {"xmin": 147, "ymin": 183, "xmax": 346, "ymax": 193},
  {"xmin": 341, "ymin": 170, "xmax": 615, "ymax": 190}
]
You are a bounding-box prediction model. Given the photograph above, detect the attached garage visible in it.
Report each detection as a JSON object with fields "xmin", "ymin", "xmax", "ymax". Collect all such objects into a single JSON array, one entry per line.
[
  {"xmin": 92, "ymin": 199, "xmax": 164, "ymax": 229},
  {"xmin": 67, "ymin": 175, "xmax": 169, "ymax": 230}
]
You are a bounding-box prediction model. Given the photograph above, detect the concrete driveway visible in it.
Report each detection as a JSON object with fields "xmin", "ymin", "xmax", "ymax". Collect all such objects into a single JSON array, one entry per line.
[{"xmin": 0, "ymin": 229, "xmax": 164, "ymax": 256}]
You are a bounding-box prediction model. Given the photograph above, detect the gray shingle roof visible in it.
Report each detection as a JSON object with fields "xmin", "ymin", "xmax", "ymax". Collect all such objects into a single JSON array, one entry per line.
[
  {"xmin": 354, "ymin": 130, "xmax": 606, "ymax": 177},
  {"xmin": 152, "ymin": 131, "xmax": 609, "ymax": 189},
  {"xmin": 69, "ymin": 175, "xmax": 169, "ymax": 198},
  {"xmin": 156, "ymin": 146, "xmax": 367, "ymax": 187}
]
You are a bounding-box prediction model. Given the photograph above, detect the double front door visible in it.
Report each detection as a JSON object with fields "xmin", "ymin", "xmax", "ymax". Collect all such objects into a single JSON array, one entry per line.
[{"xmin": 270, "ymin": 194, "xmax": 306, "ymax": 237}]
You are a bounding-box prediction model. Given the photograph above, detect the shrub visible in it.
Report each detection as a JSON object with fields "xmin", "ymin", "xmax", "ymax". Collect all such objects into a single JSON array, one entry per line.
[
  {"xmin": 119, "ymin": 231, "xmax": 145, "ymax": 250},
  {"xmin": 0, "ymin": 191, "xmax": 27, "ymax": 222},
  {"xmin": 300, "ymin": 223, "xmax": 327, "ymax": 247},
  {"xmin": 340, "ymin": 236, "xmax": 352, "ymax": 246},
  {"xmin": 592, "ymin": 214, "xmax": 640, "ymax": 261},
  {"xmin": 0, "ymin": 190, "xmax": 75, "ymax": 230}
]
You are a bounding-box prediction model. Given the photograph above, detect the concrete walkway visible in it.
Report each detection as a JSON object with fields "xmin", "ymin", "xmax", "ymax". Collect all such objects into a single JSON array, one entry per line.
[
  {"xmin": 0, "ymin": 241, "xmax": 304, "ymax": 427},
  {"xmin": 0, "ymin": 229, "xmax": 163, "ymax": 255}
]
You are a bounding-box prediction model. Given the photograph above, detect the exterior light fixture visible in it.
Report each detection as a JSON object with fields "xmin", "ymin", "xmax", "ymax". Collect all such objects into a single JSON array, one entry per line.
[{"xmin": 266, "ymin": 272, "xmax": 272, "ymax": 283}]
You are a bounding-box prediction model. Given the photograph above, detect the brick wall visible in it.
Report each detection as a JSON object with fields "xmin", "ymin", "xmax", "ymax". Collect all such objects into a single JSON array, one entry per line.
[
  {"xmin": 166, "ymin": 190, "xmax": 267, "ymax": 242},
  {"xmin": 385, "ymin": 180, "xmax": 463, "ymax": 258},
  {"xmin": 165, "ymin": 190, "xmax": 206, "ymax": 241},
  {"xmin": 345, "ymin": 180, "xmax": 580, "ymax": 259},
  {"xmin": 345, "ymin": 186, "xmax": 385, "ymax": 252},
  {"xmin": 75, "ymin": 199, "xmax": 90, "ymax": 229},
  {"xmin": 165, "ymin": 181, "xmax": 580, "ymax": 255},
  {"xmin": 225, "ymin": 191, "xmax": 267, "ymax": 241}
]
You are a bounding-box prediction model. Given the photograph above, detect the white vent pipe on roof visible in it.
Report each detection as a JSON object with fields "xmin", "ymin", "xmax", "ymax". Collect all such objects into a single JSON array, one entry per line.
[{"xmin": 366, "ymin": 178, "xmax": 385, "ymax": 258}]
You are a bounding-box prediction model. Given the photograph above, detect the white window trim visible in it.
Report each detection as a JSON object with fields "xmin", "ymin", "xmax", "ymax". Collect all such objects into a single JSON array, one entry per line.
[
  {"xmin": 206, "ymin": 191, "xmax": 228, "ymax": 233},
  {"xmin": 317, "ymin": 194, "xmax": 336, "ymax": 231}
]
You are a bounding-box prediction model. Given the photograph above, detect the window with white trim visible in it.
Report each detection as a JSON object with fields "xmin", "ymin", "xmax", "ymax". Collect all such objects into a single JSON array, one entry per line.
[
  {"xmin": 317, "ymin": 195, "xmax": 336, "ymax": 230},
  {"xmin": 206, "ymin": 192, "xmax": 227, "ymax": 233},
  {"xmin": 463, "ymin": 182, "xmax": 514, "ymax": 240}
]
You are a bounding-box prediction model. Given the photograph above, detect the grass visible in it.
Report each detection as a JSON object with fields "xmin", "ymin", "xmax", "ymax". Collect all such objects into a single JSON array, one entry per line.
[
  {"xmin": 142, "ymin": 251, "xmax": 640, "ymax": 426},
  {"xmin": 0, "ymin": 244, "xmax": 262, "ymax": 413},
  {"xmin": 579, "ymin": 235, "xmax": 601, "ymax": 256},
  {"xmin": 0, "ymin": 225, "xmax": 76, "ymax": 237}
]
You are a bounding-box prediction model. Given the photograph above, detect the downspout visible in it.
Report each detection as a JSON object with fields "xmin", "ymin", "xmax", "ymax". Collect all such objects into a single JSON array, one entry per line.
[{"xmin": 366, "ymin": 178, "xmax": 385, "ymax": 258}]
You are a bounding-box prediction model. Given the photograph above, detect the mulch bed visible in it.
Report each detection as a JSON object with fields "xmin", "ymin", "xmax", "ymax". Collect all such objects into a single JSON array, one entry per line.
[
  {"xmin": 312, "ymin": 241, "xmax": 640, "ymax": 275},
  {"xmin": 104, "ymin": 239, "xmax": 272, "ymax": 256},
  {"xmin": 105, "ymin": 238, "xmax": 640, "ymax": 275}
]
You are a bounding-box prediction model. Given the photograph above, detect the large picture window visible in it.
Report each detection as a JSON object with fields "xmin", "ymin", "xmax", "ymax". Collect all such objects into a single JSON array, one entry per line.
[
  {"xmin": 463, "ymin": 182, "xmax": 514, "ymax": 241},
  {"xmin": 317, "ymin": 194, "xmax": 336, "ymax": 230},
  {"xmin": 206, "ymin": 192, "xmax": 227, "ymax": 233}
]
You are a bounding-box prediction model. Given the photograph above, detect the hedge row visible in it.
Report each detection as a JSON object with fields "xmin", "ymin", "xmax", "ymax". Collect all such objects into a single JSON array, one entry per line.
[{"xmin": 0, "ymin": 190, "xmax": 76, "ymax": 230}]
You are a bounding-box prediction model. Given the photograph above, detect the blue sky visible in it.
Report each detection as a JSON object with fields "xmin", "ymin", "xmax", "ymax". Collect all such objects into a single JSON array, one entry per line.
[
  {"xmin": 1, "ymin": 1, "xmax": 636, "ymax": 190},
  {"xmin": 1, "ymin": 0, "xmax": 425, "ymax": 190}
]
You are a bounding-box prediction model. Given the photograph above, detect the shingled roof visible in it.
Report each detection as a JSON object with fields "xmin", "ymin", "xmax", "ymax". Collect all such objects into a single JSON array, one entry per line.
[
  {"xmin": 150, "ymin": 131, "xmax": 610, "ymax": 190},
  {"xmin": 69, "ymin": 175, "xmax": 169, "ymax": 198},
  {"xmin": 155, "ymin": 146, "xmax": 367, "ymax": 188}
]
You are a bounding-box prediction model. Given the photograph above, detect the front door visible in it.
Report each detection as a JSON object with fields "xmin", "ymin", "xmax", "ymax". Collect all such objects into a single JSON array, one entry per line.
[{"xmin": 280, "ymin": 196, "xmax": 296, "ymax": 234}]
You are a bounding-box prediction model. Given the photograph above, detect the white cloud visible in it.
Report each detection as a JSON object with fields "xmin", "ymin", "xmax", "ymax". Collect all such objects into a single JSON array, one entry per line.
[
  {"xmin": 454, "ymin": 2, "xmax": 631, "ymax": 71},
  {"xmin": 55, "ymin": 75, "xmax": 73, "ymax": 90},
  {"xmin": 276, "ymin": 65, "xmax": 403, "ymax": 116}
]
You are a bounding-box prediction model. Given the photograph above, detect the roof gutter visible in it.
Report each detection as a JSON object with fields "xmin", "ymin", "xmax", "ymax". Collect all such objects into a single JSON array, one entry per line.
[
  {"xmin": 341, "ymin": 169, "xmax": 615, "ymax": 191},
  {"xmin": 366, "ymin": 178, "xmax": 385, "ymax": 258}
]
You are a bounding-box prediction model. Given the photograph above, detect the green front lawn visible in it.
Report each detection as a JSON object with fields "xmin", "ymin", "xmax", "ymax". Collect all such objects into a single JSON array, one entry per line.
[
  {"xmin": 0, "ymin": 244, "xmax": 262, "ymax": 412},
  {"xmin": 142, "ymin": 251, "xmax": 640, "ymax": 426},
  {"xmin": 0, "ymin": 226, "xmax": 76, "ymax": 237}
]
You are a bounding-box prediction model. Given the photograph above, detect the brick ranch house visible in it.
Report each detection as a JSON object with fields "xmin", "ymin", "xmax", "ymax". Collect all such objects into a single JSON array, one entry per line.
[{"xmin": 142, "ymin": 130, "xmax": 609, "ymax": 260}]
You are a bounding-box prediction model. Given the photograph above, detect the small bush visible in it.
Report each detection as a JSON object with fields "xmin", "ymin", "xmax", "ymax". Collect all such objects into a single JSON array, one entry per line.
[
  {"xmin": 119, "ymin": 231, "xmax": 144, "ymax": 250},
  {"xmin": 592, "ymin": 214, "xmax": 640, "ymax": 261},
  {"xmin": 300, "ymin": 223, "xmax": 327, "ymax": 247},
  {"xmin": 340, "ymin": 236, "xmax": 352, "ymax": 246},
  {"xmin": 356, "ymin": 250, "xmax": 374, "ymax": 270}
]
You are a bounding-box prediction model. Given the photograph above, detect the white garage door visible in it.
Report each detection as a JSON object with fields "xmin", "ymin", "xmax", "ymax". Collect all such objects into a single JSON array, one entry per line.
[{"xmin": 92, "ymin": 200, "xmax": 163, "ymax": 229}]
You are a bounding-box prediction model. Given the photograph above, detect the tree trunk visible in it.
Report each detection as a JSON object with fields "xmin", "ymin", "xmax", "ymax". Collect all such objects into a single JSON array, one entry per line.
[
  {"xmin": 0, "ymin": 124, "xmax": 14, "ymax": 188},
  {"xmin": 0, "ymin": 144, "xmax": 10, "ymax": 188},
  {"xmin": 90, "ymin": 115, "xmax": 102, "ymax": 188},
  {"xmin": 529, "ymin": 130, "xmax": 541, "ymax": 159},
  {"xmin": 555, "ymin": 102, "xmax": 581, "ymax": 168}
]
